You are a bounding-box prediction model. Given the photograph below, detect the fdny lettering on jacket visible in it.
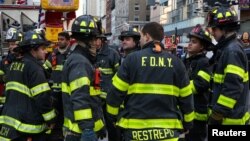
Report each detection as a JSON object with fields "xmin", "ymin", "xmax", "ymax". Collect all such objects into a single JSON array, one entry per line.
[
  {"xmin": 10, "ymin": 62, "xmax": 25, "ymax": 72},
  {"xmin": 132, "ymin": 129, "xmax": 175, "ymax": 140},
  {"xmin": 141, "ymin": 57, "xmax": 173, "ymax": 67}
]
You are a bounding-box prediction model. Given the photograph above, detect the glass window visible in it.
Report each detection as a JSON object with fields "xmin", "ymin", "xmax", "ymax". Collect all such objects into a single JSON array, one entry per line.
[{"xmin": 134, "ymin": 15, "xmax": 139, "ymax": 21}]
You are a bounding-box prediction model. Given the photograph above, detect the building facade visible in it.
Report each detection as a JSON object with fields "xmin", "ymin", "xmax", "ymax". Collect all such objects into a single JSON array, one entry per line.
[{"xmin": 109, "ymin": 0, "xmax": 150, "ymax": 45}]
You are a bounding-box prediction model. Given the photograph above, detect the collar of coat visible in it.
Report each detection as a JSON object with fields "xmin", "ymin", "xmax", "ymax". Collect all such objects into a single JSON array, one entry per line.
[
  {"xmin": 97, "ymin": 44, "xmax": 109, "ymax": 55},
  {"xmin": 216, "ymin": 33, "xmax": 237, "ymax": 50},
  {"xmin": 142, "ymin": 41, "xmax": 164, "ymax": 50}
]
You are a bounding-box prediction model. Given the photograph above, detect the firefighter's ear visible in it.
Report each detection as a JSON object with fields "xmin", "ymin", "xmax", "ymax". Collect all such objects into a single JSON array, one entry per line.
[{"xmin": 145, "ymin": 33, "xmax": 152, "ymax": 42}]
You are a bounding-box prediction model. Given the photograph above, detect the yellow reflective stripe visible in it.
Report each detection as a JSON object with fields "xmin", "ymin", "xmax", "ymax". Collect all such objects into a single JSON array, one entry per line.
[
  {"xmin": 112, "ymin": 74, "xmax": 129, "ymax": 91},
  {"xmin": 222, "ymin": 112, "xmax": 250, "ymax": 125},
  {"xmin": 44, "ymin": 60, "xmax": 52, "ymax": 69},
  {"xmin": 114, "ymin": 63, "xmax": 119, "ymax": 68},
  {"xmin": 64, "ymin": 117, "xmax": 81, "ymax": 133},
  {"xmin": 107, "ymin": 104, "xmax": 119, "ymax": 116},
  {"xmin": 217, "ymin": 94, "xmax": 236, "ymax": 109},
  {"xmin": 195, "ymin": 112, "xmax": 208, "ymax": 121},
  {"xmin": 74, "ymin": 109, "xmax": 92, "ymax": 121},
  {"xmin": 70, "ymin": 77, "xmax": 90, "ymax": 92},
  {"xmin": 208, "ymin": 108, "xmax": 212, "ymax": 116},
  {"xmin": 99, "ymin": 67, "xmax": 114, "ymax": 74},
  {"xmin": 94, "ymin": 119, "xmax": 105, "ymax": 132},
  {"xmin": 89, "ymin": 21, "xmax": 95, "ymax": 28},
  {"xmin": 190, "ymin": 80, "xmax": 197, "ymax": 94},
  {"xmin": 32, "ymin": 34, "xmax": 38, "ymax": 39},
  {"xmin": 64, "ymin": 118, "xmax": 104, "ymax": 133},
  {"xmin": 42, "ymin": 109, "xmax": 56, "ymax": 121},
  {"xmin": 0, "ymin": 136, "xmax": 11, "ymax": 141},
  {"xmin": 100, "ymin": 91, "xmax": 107, "ymax": 99},
  {"xmin": 31, "ymin": 83, "xmax": 50, "ymax": 97},
  {"xmin": 117, "ymin": 118, "xmax": 183, "ymax": 129},
  {"xmin": 213, "ymin": 73, "xmax": 224, "ymax": 83},
  {"xmin": 184, "ymin": 111, "xmax": 195, "ymax": 122},
  {"xmin": 225, "ymin": 11, "xmax": 232, "ymax": 17},
  {"xmin": 62, "ymin": 82, "xmax": 70, "ymax": 95},
  {"xmin": 212, "ymin": 9, "xmax": 218, "ymax": 14},
  {"xmin": 51, "ymin": 83, "xmax": 61, "ymax": 89},
  {"xmin": 224, "ymin": 64, "xmax": 248, "ymax": 81},
  {"xmin": 80, "ymin": 21, "xmax": 87, "ymax": 26},
  {"xmin": 0, "ymin": 97, "xmax": 6, "ymax": 103},
  {"xmin": 160, "ymin": 138, "xmax": 179, "ymax": 141},
  {"xmin": 127, "ymin": 83, "xmax": 179, "ymax": 97},
  {"xmin": 214, "ymin": 71, "xmax": 248, "ymax": 84},
  {"xmin": 0, "ymin": 116, "xmax": 46, "ymax": 133},
  {"xmin": 198, "ymin": 70, "xmax": 211, "ymax": 82},
  {"xmin": 0, "ymin": 70, "xmax": 4, "ymax": 75},
  {"xmin": 6, "ymin": 81, "xmax": 31, "ymax": 97},
  {"xmin": 90, "ymin": 86, "xmax": 101, "ymax": 96},
  {"xmin": 46, "ymin": 129, "xmax": 52, "ymax": 134},
  {"xmin": 180, "ymin": 84, "xmax": 192, "ymax": 97},
  {"xmin": 217, "ymin": 13, "xmax": 223, "ymax": 18},
  {"xmin": 54, "ymin": 65, "xmax": 63, "ymax": 71}
]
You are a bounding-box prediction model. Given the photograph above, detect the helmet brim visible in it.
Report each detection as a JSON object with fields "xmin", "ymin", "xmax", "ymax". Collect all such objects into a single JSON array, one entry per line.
[{"xmin": 187, "ymin": 33, "xmax": 214, "ymax": 50}]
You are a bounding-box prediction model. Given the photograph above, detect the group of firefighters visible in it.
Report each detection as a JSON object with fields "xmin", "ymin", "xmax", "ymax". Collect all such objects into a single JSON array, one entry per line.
[{"xmin": 0, "ymin": 3, "xmax": 249, "ymax": 141}]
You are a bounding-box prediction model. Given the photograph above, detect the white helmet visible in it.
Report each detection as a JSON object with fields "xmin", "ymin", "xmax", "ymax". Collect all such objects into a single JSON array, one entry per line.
[{"xmin": 5, "ymin": 28, "xmax": 22, "ymax": 42}]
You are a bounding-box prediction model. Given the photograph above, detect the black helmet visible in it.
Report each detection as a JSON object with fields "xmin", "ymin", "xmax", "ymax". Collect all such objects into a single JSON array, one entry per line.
[
  {"xmin": 5, "ymin": 28, "xmax": 23, "ymax": 42},
  {"xmin": 34, "ymin": 28, "xmax": 46, "ymax": 40},
  {"xmin": 18, "ymin": 30, "xmax": 50, "ymax": 50},
  {"xmin": 71, "ymin": 15, "xmax": 99, "ymax": 38},
  {"xmin": 96, "ymin": 27, "xmax": 108, "ymax": 40},
  {"xmin": 118, "ymin": 27, "xmax": 141, "ymax": 41},
  {"xmin": 206, "ymin": 4, "xmax": 239, "ymax": 30},
  {"xmin": 188, "ymin": 24, "xmax": 214, "ymax": 49}
]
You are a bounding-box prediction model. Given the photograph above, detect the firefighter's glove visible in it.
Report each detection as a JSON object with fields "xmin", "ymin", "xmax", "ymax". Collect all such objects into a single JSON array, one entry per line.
[
  {"xmin": 96, "ymin": 127, "xmax": 107, "ymax": 139},
  {"xmin": 208, "ymin": 111, "xmax": 223, "ymax": 125},
  {"xmin": 80, "ymin": 129, "xmax": 98, "ymax": 141}
]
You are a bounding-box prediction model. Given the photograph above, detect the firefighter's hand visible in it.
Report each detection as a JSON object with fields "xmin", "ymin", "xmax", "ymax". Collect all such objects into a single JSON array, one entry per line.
[
  {"xmin": 208, "ymin": 111, "xmax": 223, "ymax": 125},
  {"xmin": 80, "ymin": 129, "xmax": 98, "ymax": 141},
  {"xmin": 96, "ymin": 127, "xmax": 106, "ymax": 139}
]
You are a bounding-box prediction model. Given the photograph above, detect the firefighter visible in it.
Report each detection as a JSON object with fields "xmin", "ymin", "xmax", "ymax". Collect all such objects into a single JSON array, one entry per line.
[
  {"xmin": 106, "ymin": 22, "xmax": 194, "ymax": 141},
  {"xmin": 118, "ymin": 27, "xmax": 141, "ymax": 63},
  {"xmin": 0, "ymin": 27, "xmax": 22, "ymax": 113},
  {"xmin": 95, "ymin": 30, "xmax": 121, "ymax": 141},
  {"xmin": 62, "ymin": 15, "xmax": 105, "ymax": 141},
  {"xmin": 44, "ymin": 31, "xmax": 71, "ymax": 141},
  {"xmin": 206, "ymin": 4, "xmax": 250, "ymax": 125},
  {"xmin": 183, "ymin": 24, "xmax": 213, "ymax": 141},
  {"xmin": 0, "ymin": 30, "xmax": 56, "ymax": 140}
]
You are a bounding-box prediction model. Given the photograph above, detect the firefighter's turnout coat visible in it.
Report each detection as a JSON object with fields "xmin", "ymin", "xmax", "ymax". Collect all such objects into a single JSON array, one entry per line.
[
  {"xmin": 61, "ymin": 44, "xmax": 104, "ymax": 134},
  {"xmin": 106, "ymin": 41, "xmax": 194, "ymax": 139},
  {"xmin": 210, "ymin": 34, "xmax": 250, "ymax": 124},
  {"xmin": 96, "ymin": 44, "xmax": 120, "ymax": 99},
  {"xmin": 0, "ymin": 53, "xmax": 56, "ymax": 140},
  {"xmin": 184, "ymin": 53, "xmax": 211, "ymax": 121}
]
